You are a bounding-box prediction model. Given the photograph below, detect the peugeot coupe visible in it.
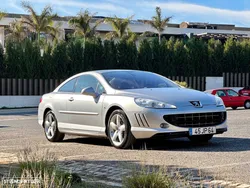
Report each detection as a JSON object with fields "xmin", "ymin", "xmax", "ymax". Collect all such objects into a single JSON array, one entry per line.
[{"xmin": 38, "ymin": 70, "xmax": 227, "ymax": 149}]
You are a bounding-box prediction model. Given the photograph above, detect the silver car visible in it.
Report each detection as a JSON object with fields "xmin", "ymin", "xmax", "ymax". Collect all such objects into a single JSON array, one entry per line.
[{"xmin": 38, "ymin": 70, "xmax": 227, "ymax": 149}]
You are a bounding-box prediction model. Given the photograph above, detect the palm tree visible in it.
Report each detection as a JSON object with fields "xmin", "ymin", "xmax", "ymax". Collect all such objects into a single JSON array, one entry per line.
[
  {"xmin": 69, "ymin": 10, "xmax": 103, "ymax": 41},
  {"xmin": 0, "ymin": 11, "xmax": 5, "ymax": 20},
  {"xmin": 20, "ymin": 2, "xmax": 57, "ymax": 42},
  {"xmin": 6, "ymin": 20, "xmax": 29, "ymax": 42},
  {"xmin": 145, "ymin": 7, "xmax": 172, "ymax": 43},
  {"xmin": 47, "ymin": 22, "xmax": 62, "ymax": 45},
  {"xmin": 105, "ymin": 15, "xmax": 134, "ymax": 40}
]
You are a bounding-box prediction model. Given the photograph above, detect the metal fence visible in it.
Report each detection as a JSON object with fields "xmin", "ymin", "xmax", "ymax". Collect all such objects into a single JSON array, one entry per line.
[
  {"xmin": 0, "ymin": 76, "xmax": 206, "ymax": 96},
  {"xmin": 167, "ymin": 76, "xmax": 206, "ymax": 91},
  {"xmin": 0, "ymin": 78, "xmax": 64, "ymax": 96},
  {"xmin": 223, "ymin": 73, "xmax": 250, "ymax": 87}
]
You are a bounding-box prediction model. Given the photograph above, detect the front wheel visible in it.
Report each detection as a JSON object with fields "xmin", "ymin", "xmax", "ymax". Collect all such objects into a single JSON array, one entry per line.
[
  {"xmin": 107, "ymin": 109, "xmax": 135, "ymax": 149},
  {"xmin": 244, "ymin": 101, "xmax": 250, "ymax": 109},
  {"xmin": 44, "ymin": 111, "xmax": 65, "ymax": 142},
  {"xmin": 188, "ymin": 135, "xmax": 213, "ymax": 143}
]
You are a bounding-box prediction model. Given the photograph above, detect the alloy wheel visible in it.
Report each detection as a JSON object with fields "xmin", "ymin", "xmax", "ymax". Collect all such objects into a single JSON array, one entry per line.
[
  {"xmin": 44, "ymin": 113, "xmax": 56, "ymax": 140},
  {"xmin": 109, "ymin": 114, "xmax": 126, "ymax": 147}
]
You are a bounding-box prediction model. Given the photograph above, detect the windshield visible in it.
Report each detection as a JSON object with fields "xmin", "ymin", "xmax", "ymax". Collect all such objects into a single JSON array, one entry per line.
[{"xmin": 101, "ymin": 71, "xmax": 179, "ymax": 90}]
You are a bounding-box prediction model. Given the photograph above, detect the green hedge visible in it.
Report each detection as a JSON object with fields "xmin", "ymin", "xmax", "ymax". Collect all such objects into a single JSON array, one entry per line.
[{"xmin": 1, "ymin": 37, "xmax": 250, "ymax": 79}]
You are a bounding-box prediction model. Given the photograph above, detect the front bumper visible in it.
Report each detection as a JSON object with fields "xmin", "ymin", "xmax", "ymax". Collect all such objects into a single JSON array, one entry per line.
[{"xmin": 129, "ymin": 105, "xmax": 228, "ymax": 139}]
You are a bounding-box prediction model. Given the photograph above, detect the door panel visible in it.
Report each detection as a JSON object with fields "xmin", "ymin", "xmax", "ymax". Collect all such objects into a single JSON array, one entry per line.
[
  {"xmin": 226, "ymin": 89, "xmax": 244, "ymax": 107},
  {"xmin": 67, "ymin": 94, "xmax": 104, "ymax": 127},
  {"xmin": 66, "ymin": 74, "xmax": 106, "ymax": 130},
  {"xmin": 215, "ymin": 90, "xmax": 230, "ymax": 107}
]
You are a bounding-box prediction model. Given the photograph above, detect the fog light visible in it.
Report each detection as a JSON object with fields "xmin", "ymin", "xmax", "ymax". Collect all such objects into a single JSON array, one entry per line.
[{"xmin": 160, "ymin": 123, "xmax": 169, "ymax": 129}]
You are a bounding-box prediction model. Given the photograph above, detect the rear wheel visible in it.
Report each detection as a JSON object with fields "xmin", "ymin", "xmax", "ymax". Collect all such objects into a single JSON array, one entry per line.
[
  {"xmin": 188, "ymin": 135, "xmax": 213, "ymax": 143},
  {"xmin": 107, "ymin": 109, "xmax": 135, "ymax": 149},
  {"xmin": 244, "ymin": 101, "xmax": 250, "ymax": 109},
  {"xmin": 232, "ymin": 107, "xmax": 237, "ymax": 110},
  {"xmin": 44, "ymin": 111, "xmax": 64, "ymax": 142}
]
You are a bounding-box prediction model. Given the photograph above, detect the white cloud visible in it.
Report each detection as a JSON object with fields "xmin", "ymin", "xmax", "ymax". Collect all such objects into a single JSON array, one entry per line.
[
  {"xmin": 6, "ymin": 0, "xmax": 25, "ymax": 13},
  {"xmin": 20, "ymin": 0, "xmax": 133, "ymax": 15},
  {"xmin": 139, "ymin": 1, "xmax": 250, "ymax": 26}
]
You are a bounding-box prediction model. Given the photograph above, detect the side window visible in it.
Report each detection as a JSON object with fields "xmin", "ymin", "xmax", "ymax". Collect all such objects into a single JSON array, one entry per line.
[
  {"xmin": 58, "ymin": 78, "xmax": 77, "ymax": 92},
  {"xmin": 216, "ymin": 90, "xmax": 226, "ymax": 97},
  {"xmin": 227, "ymin": 90, "xmax": 239, "ymax": 97},
  {"xmin": 75, "ymin": 75, "xmax": 105, "ymax": 94}
]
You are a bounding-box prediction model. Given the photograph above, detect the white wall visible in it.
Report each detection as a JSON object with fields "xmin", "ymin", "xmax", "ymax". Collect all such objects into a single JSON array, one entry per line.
[
  {"xmin": 0, "ymin": 96, "xmax": 41, "ymax": 108},
  {"xmin": 206, "ymin": 77, "xmax": 223, "ymax": 90}
]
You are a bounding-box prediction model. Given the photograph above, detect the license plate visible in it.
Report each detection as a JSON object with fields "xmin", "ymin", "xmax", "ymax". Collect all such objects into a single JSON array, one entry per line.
[{"xmin": 189, "ymin": 127, "xmax": 216, "ymax": 136}]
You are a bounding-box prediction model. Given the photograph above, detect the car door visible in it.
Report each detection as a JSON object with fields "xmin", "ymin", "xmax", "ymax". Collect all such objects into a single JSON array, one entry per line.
[
  {"xmin": 66, "ymin": 74, "xmax": 106, "ymax": 132},
  {"xmin": 54, "ymin": 77, "xmax": 77, "ymax": 125},
  {"xmin": 226, "ymin": 89, "xmax": 244, "ymax": 107},
  {"xmin": 215, "ymin": 90, "xmax": 229, "ymax": 107}
]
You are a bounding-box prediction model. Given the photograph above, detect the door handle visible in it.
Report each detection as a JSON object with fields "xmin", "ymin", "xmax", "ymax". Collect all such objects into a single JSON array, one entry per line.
[{"xmin": 69, "ymin": 97, "xmax": 74, "ymax": 102}]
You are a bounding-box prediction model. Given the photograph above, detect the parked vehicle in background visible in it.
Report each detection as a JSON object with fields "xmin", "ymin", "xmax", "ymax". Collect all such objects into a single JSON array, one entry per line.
[
  {"xmin": 206, "ymin": 88, "xmax": 250, "ymax": 110},
  {"xmin": 239, "ymin": 86, "xmax": 250, "ymax": 96},
  {"xmin": 38, "ymin": 70, "xmax": 227, "ymax": 149}
]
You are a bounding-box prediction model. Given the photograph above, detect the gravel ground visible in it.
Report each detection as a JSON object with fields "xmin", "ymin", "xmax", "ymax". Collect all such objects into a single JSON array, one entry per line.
[{"xmin": 0, "ymin": 108, "xmax": 250, "ymax": 185}]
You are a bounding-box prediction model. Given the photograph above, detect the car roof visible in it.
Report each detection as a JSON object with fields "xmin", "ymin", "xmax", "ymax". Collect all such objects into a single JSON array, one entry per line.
[{"xmin": 212, "ymin": 88, "xmax": 235, "ymax": 91}]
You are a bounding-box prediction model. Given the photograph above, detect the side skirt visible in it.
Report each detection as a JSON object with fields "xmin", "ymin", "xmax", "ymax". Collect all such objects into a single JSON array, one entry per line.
[{"xmin": 58, "ymin": 123, "xmax": 106, "ymax": 138}]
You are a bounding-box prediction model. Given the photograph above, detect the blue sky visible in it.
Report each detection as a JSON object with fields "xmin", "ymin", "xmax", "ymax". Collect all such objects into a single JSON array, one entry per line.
[{"xmin": 3, "ymin": 0, "xmax": 250, "ymax": 26}]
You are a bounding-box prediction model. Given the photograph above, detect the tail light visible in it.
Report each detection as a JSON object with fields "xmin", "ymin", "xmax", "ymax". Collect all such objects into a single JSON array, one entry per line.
[{"xmin": 40, "ymin": 98, "xmax": 42, "ymax": 103}]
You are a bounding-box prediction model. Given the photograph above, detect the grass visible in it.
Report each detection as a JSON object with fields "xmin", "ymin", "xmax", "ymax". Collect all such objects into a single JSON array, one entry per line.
[
  {"xmin": 0, "ymin": 147, "xmax": 79, "ymax": 188},
  {"xmin": 0, "ymin": 147, "xmax": 212, "ymax": 188},
  {"xmin": 123, "ymin": 168, "xmax": 175, "ymax": 188}
]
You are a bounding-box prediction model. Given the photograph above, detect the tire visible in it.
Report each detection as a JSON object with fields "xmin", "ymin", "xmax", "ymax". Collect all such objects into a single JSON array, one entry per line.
[
  {"xmin": 44, "ymin": 111, "xmax": 65, "ymax": 142},
  {"xmin": 244, "ymin": 101, "xmax": 250, "ymax": 109},
  {"xmin": 107, "ymin": 109, "xmax": 135, "ymax": 149},
  {"xmin": 232, "ymin": 107, "xmax": 237, "ymax": 110},
  {"xmin": 188, "ymin": 135, "xmax": 213, "ymax": 143}
]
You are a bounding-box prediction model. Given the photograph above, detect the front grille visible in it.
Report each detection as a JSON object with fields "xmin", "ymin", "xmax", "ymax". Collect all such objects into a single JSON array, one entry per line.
[{"xmin": 163, "ymin": 112, "xmax": 226, "ymax": 128}]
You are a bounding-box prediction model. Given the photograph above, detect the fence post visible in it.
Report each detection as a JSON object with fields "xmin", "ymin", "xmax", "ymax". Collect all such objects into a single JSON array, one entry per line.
[
  {"xmin": 18, "ymin": 79, "xmax": 22, "ymax": 95},
  {"xmin": 23, "ymin": 79, "xmax": 28, "ymax": 95},
  {"xmin": 197, "ymin": 77, "xmax": 201, "ymax": 91},
  {"xmin": 12, "ymin": 79, "xmax": 17, "ymax": 95},
  {"xmin": 39, "ymin": 79, "xmax": 43, "ymax": 95},
  {"xmin": 49, "ymin": 79, "xmax": 54, "ymax": 92},
  {"xmin": 29, "ymin": 79, "xmax": 33, "ymax": 95},
  {"xmin": 1, "ymin": 78, "xmax": 6, "ymax": 95}
]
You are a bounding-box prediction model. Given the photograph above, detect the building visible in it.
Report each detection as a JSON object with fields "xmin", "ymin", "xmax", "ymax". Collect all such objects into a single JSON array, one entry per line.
[{"xmin": 0, "ymin": 13, "xmax": 250, "ymax": 46}]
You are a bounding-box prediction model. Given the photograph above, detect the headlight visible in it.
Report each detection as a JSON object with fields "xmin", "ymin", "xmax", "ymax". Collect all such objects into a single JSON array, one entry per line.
[
  {"xmin": 134, "ymin": 98, "xmax": 176, "ymax": 109},
  {"xmin": 215, "ymin": 96, "xmax": 224, "ymax": 107}
]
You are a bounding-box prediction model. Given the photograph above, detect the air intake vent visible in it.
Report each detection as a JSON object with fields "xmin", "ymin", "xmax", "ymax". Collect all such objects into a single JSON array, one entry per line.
[{"xmin": 134, "ymin": 113, "xmax": 150, "ymax": 127}]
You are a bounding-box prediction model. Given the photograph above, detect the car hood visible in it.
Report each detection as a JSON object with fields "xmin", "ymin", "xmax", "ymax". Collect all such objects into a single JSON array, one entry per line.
[{"xmin": 115, "ymin": 88, "xmax": 217, "ymax": 107}]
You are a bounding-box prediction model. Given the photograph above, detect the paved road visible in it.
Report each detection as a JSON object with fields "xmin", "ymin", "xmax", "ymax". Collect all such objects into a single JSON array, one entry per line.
[{"xmin": 0, "ymin": 108, "xmax": 250, "ymax": 184}]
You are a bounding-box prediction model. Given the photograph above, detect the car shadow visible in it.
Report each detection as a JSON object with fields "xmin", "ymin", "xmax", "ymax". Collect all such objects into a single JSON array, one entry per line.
[
  {"xmin": 0, "ymin": 126, "xmax": 9, "ymax": 129},
  {"xmin": 62, "ymin": 136, "xmax": 250, "ymax": 152}
]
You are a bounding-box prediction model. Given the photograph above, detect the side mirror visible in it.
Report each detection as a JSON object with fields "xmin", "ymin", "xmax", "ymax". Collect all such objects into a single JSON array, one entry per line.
[{"xmin": 81, "ymin": 87, "xmax": 97, "ymax": 98}]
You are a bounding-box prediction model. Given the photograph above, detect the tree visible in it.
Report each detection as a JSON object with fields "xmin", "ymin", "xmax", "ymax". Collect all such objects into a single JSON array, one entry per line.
[
  {"xmin": 105, "ymin": 15, "xmax": 134, "ymax": 40},
  {"xmin": 145, "ymin": 7, "xmax": 172, "ymax": 43},
  {"xmin": 6, "ymin": 20, "xmax": 28, "ymax": 42},
  {"xmin": 0, "ymin": 11, "xmax": 5, "ymax": 20},
  {"xmin": 69, "ymin": 10, "xmax": 103, "ymax": 41},
  {"xmin": 20, "ymin": 2, "xmax": 57, "ymax": 43},
  {"xmin": 207, "ymin": 38, "xmax": 224, "ymax": 75}
]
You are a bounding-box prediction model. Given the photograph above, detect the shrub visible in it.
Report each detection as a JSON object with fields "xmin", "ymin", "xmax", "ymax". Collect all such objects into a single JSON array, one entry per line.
[
  {"xmin": 1, "ymin": 147, "xmax": 80, "ymax": 188},
  {"xmin": 174, "ymin": 81, "xmax": 188, "ymax": 88},
  {"xmin": 123, "ymin": 168, "xmax": 175, "ymax": 188}
]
